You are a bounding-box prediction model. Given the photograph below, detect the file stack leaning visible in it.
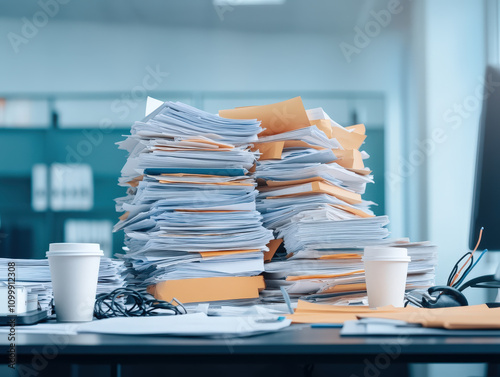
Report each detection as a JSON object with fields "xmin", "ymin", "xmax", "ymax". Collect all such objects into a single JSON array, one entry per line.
[
  {"xmin": 220, "ymin": 97, "xmax": 436, "ymax": 304},
  {"xmin": 115, "ymin": 100, "xmax": 274, "ymax": 305}
]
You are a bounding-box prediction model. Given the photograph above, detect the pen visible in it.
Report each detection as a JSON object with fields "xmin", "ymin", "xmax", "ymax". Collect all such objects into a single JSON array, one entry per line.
[{"xmin": 311, "ymin": 323, "xmax": 343, "ymax": 328}]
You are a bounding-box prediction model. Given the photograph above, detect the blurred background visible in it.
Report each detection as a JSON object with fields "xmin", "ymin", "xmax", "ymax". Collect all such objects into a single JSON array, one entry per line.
[{"xmin": 0, "ymin": 0, "xmax": 499, "ymax": 376}]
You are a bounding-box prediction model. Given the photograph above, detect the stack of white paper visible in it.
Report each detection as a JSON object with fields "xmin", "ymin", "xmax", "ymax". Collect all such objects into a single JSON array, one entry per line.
[
  {"xmin": 114, "ymin": 99, "xmax": 273, "ymax": 304},
  {"xmin": 250, "ymin": 105, "xmax": 436, "ymax": 304},
  {"xmin": 0, "ymin": 312, "xmax": 291, "ymax": 338},
  {"xmin": 0, "ymin": 258, "xmax": 126, "ymax": 312}
]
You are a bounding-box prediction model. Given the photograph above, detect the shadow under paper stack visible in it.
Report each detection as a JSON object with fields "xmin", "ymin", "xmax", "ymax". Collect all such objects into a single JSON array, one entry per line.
[{"xmin": 220, "ymin": 97, "xmax": 437, "ymax": 305}]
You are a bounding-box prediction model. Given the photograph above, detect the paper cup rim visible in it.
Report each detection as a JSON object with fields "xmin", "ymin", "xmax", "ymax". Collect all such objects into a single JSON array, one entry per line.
[
  {"xmin": 46, "ymin": 251, "xmax": 104, "ymax": 257},
  {"xmin": 49, "ymin": 243, "xmax": 101, "ymax": 251},
  {"xmin": 362, "ymin": 256, "xmax": 411, "ymax": 262}
]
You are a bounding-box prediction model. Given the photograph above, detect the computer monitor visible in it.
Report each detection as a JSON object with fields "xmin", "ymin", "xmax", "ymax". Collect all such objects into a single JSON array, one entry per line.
[{"xmin": 470, "ymin": 65, "xmax": 500, "ymax": 250}]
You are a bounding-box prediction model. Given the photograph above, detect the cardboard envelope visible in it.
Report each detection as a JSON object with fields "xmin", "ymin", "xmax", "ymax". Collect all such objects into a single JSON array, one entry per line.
[
  {"xmin": 251, "ymin": 141, "xmax": 285, "ymax": 160},
  {"xmin": 219, "ymin": 97, "xmax": 311, "ymax": 137},
  {"xmin": 331, "ymin": 125, "xmax": 367, "ymax": 150},
  {"xmin": 148, "ymin": 276, "xmax": 265, "ymax": 304},
  {"xmin": 333, "ymin": 149, "xmax": 365, "ymax": 170}
]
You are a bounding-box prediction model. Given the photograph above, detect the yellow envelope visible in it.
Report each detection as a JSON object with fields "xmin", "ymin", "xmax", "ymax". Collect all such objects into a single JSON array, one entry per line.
[
  {"xmin": 199, "ymin": 249, "xmax": 261, "ymax": 258},
  {"xmin": 319, "ymin": 253, "xmax": 362, "ymax": 260},
  {"xmin": 286, "ymin": 300, "xmax": 408, "ymax": 324},
  {"xmin": 286, "ymin": 270, "xmax": 364, "ymax": 281},
  {"xmin": 308, "ymin": 119, "xmax": 333, "ymax": 138},
  {"xmin": 283, "ymin": 140, "xmax": 325, "ymax": 150},
  {"xmin": 265, "ymin": 177, "xmax": 329, "ymax": 187},
  {"xmin": 333, "ymin": 149, "xmax": 365, "ymax": 170},
  {"xmin": 330, "ymin": 204, "xmax": 374, "ymax": 218},
  {"xmin": 219, "ymin": 97, "xmax": 311, "ymax": 137},
  {"xmin": 331, "ymin": 126, "xmax": 367, "ymax": 150},
  {"xmin": 158, "ymin": 180, "xmax": 254, "ymax": 186},
  {"xmin": 321, "ymin": 283, "xmax": 367, "ymax": 294},
  {"xmin": 264, "ymin": 239, "xmax": 283, "ymax": 262},
  {"xmin": 346, "ymin": 123, "xmax": 366, "ymax": 135},
  {"xmin": 183, "ymin": 138, "xmax": 235, "ymax": 149},
  {"xmin": 265, "ymin": 181, "xmax": 362, "ymax": 205},
  {"xmin": 251, "ymin": 141, "xmax": 285, "ymax": 160},
  {"xmin": 149, "ymin": 276, "xmax": 265, "ymax": 304}
]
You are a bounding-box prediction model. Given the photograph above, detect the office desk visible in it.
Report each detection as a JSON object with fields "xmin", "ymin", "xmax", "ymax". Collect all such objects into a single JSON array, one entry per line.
[{"xmin": 3, "ymin": 326, "xmax": 500, "ymax": 376}]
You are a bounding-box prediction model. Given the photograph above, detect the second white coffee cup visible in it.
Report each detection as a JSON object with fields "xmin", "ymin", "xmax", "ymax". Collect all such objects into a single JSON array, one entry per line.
[
  {"xmin": 362, "ymin": 247, "xmax": 411, "ymax": 308},
  {"xmin": 47, "ymin": 243, "xmax": 103, "ymax": 322}
]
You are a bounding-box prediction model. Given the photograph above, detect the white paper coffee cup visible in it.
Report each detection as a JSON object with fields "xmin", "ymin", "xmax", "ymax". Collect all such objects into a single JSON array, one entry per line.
[
  {"xmin": 362, "ymin": 247, "xmax": 411, "ymax": 308},
  {"xmin": 47, "ymin": 243, "xmax": 103, "ymax": 322}
]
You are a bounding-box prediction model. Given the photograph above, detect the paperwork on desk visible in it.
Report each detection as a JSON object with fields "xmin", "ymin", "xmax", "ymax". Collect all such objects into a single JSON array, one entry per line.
[
  {"xmin": 0, "ymin": 313, "xmax": 291, "ymax": 338},
  {"xmin": 115, "ymin": 98, "xmax": 273, "ymax": 304},
  {"xmin": 220, "ymin": 97, "xmax": 437, "ymax": 306},
  {"xmin": 288, "ymin": 300, "xmax": 500, "ymax": 332},
  {"xmin": 0, "ymin": 258, "xmax": 125, "ymax": 312}
]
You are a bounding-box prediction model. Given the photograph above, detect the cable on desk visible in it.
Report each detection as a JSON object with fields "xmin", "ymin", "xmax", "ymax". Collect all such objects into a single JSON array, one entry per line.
[
  {"xmin": 94, "ymin": 288, "xmax": 186, "ymax": 319},
  {"xmin": 448, "ymin": 227, "xmax": 484, "ymax": 287}
]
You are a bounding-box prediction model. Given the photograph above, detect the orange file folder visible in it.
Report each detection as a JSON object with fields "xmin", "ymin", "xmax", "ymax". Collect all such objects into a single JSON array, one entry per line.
[
  {"xmin": 308, "ymin": 119, "xmax": 333, "ymax": 138},
  {"xmin": 264, "ymin": 181, "xmax": 362, "ymax": 205},
  {"xmin": 219, "ymin": 97, "xmax": 311, "ymax": 137},
  {"xmin": 148, "ymin": 275, "xmax": 265, "ymax": 304},
  {"xmin": 333, "ymin": 149, "xmax": 365, "ymax": 170},
  {"xmin": 331, "ymin": 124, "xmax": 366, "ymax": 150},
  {"xmin": 264, "ymin": 239, "xmax": 283, "ymax": 262},
  {"xmin": 251, "ymin": 141, "xmax": 285, "ymax": 160}
]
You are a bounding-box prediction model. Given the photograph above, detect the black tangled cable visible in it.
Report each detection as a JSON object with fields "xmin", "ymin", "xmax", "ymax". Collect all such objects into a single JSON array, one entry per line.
[{"xmin": 94, "ymin": 288, "xmax": 186, "ymax": 319}]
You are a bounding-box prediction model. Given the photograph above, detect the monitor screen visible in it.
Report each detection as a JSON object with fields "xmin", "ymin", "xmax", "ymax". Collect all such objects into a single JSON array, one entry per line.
[{"xmin": 470, "ymin": 65, "xmax": 500, "ymax": 250}]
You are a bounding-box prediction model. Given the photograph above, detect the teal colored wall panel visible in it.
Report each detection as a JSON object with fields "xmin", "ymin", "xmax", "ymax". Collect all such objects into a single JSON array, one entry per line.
[{"xmin": 363, "ymin": 129, "xmax": 385, "ymax": 216}]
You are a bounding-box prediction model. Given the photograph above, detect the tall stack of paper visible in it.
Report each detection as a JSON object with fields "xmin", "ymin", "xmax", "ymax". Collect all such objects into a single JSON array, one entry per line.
[
  {"xmin": 0, "ymin": 258, "xmax": 126, "ymax": 312},
  {"xmin": 114, "ymin": 99, "xmax": 273, "ymax": 304},
  {"xmin": 220, "ymin": 97, "xmax": 437, "ymax": 304}
]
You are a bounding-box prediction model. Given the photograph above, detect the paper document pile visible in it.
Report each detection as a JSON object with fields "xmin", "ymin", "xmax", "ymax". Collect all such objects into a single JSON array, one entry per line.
[
  {"xmin": 288, "ymin": 300, "xmax": 500, "ymax": 332},
  {"xmin": 0, "ymin": 312, "xmax": 291, "ymax": 338},
  {"xmin": 115, "ymin": 100, "xmax": 273, "ymax": 304},
  {"xmin": 221, "ymin": 97, "xmax": 436, "ymax": 304},
  {"xmin": 0, "ymin": 258, "xmax": 125, "ymax": 312}
]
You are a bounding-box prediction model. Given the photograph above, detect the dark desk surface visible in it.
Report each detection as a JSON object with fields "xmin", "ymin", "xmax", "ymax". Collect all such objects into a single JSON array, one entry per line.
[{"xmin": 3, "ymin": 325, "xmax": 500, "ymax": 364}]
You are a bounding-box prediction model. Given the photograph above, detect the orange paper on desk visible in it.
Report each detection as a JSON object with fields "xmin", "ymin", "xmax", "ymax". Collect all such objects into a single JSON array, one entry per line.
[
  {"xmin": 308, "ymin": 119, "xmax": 333, "ymax": 138},
  {"xmin": 159, "ymin": 180, "xmax": 254, "ymax": 186},
  {"xmin": 264, "ymin": 239, "xmax": 283, "ymax": 262},
  {"xmin": 199, "ymin": 249, "xmax": 261, "ymax": 258},
  {"xmin": 319, "ymin": 253, "xmax": 362, "ymax": 260},
  {"xmin": 346, "ymin": 123, "xmax": 366, "ymax": 135},
  {"xmin": 357, "ymin": 304, "xmax": 500, "ymax": 329},
  {"xmin": 331, "ymin": 126, "xmax": 366, "ymax": 150},
  {"xmin": 183, "ymin": 138, "xmax": 235, "ymax": 149},
  {"xmin": 333, "ymin": 149, "xmax": 365, "ymax": 170},
  {"xmin": 265, "ymin": 181, "xmax": 362, "ymax": 205},
  {"xmin": 287, "ymin": 300, "xmax": 409, "ymax": 324},
  {"xmin": 331, "ymin": 204, "xmax": 374, "ymax": 218},
  {"xmin": 286, "ymin": 270, "xmax": 364, "ymax": 281},
  {"xmin": 348, "ymin": 167, "xmax": 372, "ymax": 175},
  {"xmin": 265, "ymin": 176, "xmax": 330, "ymax": 187},
  {"xmin": 320, "ymin": 283, "xmax": 367, "ymax": 294},
  {"xmin": 149, "ymin": 276, "xmax": 265, "ymax": 304},
  {"xmin": 251, "ymin": 141, "xmax": 285, "ymax": 160},
  {"xmin": 219, "ymin": 97, "xmax": 310, "ymax": 137},
  {"xmin": 283, "ymin": 140, "xmax": 325, "ymax": 150}
]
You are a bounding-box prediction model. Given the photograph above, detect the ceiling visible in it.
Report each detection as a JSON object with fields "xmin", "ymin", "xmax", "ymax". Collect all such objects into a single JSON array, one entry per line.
[{"xmin": 0, "ymin": 0, "xmax": 408, "ymax": 34}]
